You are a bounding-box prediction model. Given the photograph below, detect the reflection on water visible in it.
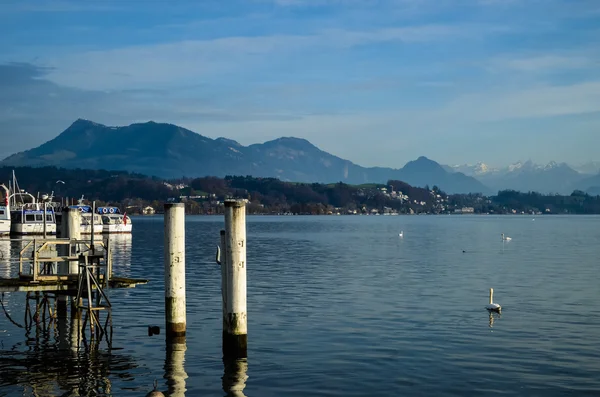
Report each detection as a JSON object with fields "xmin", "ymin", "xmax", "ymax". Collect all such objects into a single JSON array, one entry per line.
[
  {"xmin": 0, "ymin": 238, "xmax": 10, "ymax": 278},
  {"xmin": 0, "ymin": 305, "xmax": 140, "ymax": 396},
  {"xmin": 489, "ymin": 311, "xmax": 501, "ymax": 328},
  {"xmin": 3, "ymin": 215, "xmax": 600, "ymax": 396},
  {"xmin": 223, "ymin": 358, "xmax": 248, "ymax": 397},
  {"xmin": 165, "ymin": 340, "xmax": 188, "ymax": 397},
  {"xmin": 0, "ymin": 234, "xmax": 141, "ymax": 396}
]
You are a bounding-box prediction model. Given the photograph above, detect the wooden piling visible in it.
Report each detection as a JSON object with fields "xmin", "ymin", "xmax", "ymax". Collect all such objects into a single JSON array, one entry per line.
[
  {"xmin": 223, "ymin": 199, "xmax": 247, "ymax": 359},
  {"xmin": 66, "ymin": 207, "xmax": 81, "ymax": 274},
  {"xmin": 219, "ymin": 230, "xmax": 227, "ymax": 331},
  {"xmin": 43, "ymin": 202, "xmax": 47, "ymax": 238},
  {"xmin": 164, "ymin": 203, "xmax": 186, "ymax": 339}
]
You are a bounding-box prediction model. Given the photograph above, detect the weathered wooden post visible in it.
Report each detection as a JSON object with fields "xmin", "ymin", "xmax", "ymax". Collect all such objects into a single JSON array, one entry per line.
[
  {"xmin": 223, "ymin": 199, "xmax": 247, "ymax": 359},
  {"xmin": 219, "ymin": 230, "xmax": 227, "ymax": 330},
  {"xmin": 164, "ymin": 203, "xmax": 186, "ymax": 340},
  {"xmin": 43, "ymin": 202, "xmax": 47, "ymax": 238},
  {"xmin": 91, "ymin": 201, "xmax": 96, "ymax": 254},
  {"xmin": 66, "ymin": 207, "xmax": 81, "ymax": 274}
]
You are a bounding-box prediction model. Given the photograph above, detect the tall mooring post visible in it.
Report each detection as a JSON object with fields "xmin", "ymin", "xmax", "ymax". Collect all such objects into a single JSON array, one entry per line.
[
  {"xmin": 223, "ymin": 199, "xmax": 247, "ymax": 359},
  {"xmin": 67, "ymin": 207, "xmax": 81, "ymax": 274},
  {"xmin": 58, "ymin": 207, "xmax": 81, "ymax": 275},
  {"xmin": 164, "ymin": 203, "xmax": 186, "ymax": 340}
]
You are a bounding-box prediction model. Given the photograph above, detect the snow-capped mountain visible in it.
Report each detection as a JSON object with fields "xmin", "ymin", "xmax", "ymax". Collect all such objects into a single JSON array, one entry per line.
[
  {"xmin": 447, "ymin": 162, "xmax": 498, "ymax": 177},
  {"xmin": 446, "ymin": 160, "xmax": 585, "ymax": 194}
]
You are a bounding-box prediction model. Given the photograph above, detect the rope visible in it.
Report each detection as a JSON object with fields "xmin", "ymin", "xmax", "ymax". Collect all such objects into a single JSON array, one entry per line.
[{"xmin": 0, "ymin": 292, "xmax": 24, "ymax": 328}]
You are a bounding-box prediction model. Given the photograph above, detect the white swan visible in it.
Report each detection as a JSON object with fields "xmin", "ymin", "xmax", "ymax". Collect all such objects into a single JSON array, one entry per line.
[
  {"xmin": 399, "ymin": 231, "xmax": 403, "ymax": 238},
  {"xmin": 501, "ymin": 233, "xmax": 512, "ymax": 241},
  {"xmin": 485, "ymin": 288, "xmax": 501, "ymax": 312}
]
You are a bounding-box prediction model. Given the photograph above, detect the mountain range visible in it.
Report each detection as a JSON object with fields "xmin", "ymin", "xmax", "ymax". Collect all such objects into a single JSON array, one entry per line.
[
  {"xmin": 0, "ymin": 119, "xmax": 489, "ymax": 194},
  {"xmin": 445, "ymin": 161, "xmax": 600, "ymax": 195},
  {"xmin": 1, "ymin": 119, "xmax": 599, "ymax": 195}
]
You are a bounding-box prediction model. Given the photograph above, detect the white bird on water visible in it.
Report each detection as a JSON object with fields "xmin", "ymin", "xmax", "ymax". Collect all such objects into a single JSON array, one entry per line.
[
  {"xmin": 485, "ymin": 288, "xmax": 501, "ymax": 312},
  {"xmin": 501, "ymin": 233, "xmax": 512, "ymax": 241},
  {"xmin": 399, "ymin": 231, "xmax": 404, "ymax": 238}
]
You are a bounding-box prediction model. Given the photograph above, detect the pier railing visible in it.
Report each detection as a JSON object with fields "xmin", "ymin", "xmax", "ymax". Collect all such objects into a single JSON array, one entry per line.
[{"xmin": 15, "ymin": 238, "xmax": 112, "ymax": 283}]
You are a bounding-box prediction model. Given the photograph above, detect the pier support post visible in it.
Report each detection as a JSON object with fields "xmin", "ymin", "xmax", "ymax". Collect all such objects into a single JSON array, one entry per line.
[
  {"xmin": 164, "ymin": 203, "xmax": 186, "ymax": 340},
  {"xmin": 66, "ymin": 207, "xmax": 81, "ymax": 274},
  {"xmin": 223, "ymin": 200, "xmax": 247, "ymax": 359},
  {"xmin": 58, "ymin": 207, "xmax": 81, "ymax": 275}
]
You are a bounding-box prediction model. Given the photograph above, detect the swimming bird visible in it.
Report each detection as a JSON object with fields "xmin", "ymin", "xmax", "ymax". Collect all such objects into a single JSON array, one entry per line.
[
  {"xmin": 501, "ymin": 233, "xmax": 512, "ymax": 241},
  {"xmin": 485, "ymin": 288, "xmax": 501, "ymax": 312},
  {"xmin": 399, "ymin": 231, "xmax": 404, "ymax": 238}
]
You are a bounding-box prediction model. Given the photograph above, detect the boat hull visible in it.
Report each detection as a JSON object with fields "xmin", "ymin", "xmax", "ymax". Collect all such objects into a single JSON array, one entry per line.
[
  {"xmin": 0, "ymin": 220, "xmax": 9, "ymax": 236},
  {"xmin": 10, "ymin": 222, "xmax": 57, "ymax": 235},
  {"xmin": 102, "ymin": 223, "xmax": 132, "ymax": 234},
  {"xmin": 80, "ymin": 224, "xmax": 104, "ymax": 234}
]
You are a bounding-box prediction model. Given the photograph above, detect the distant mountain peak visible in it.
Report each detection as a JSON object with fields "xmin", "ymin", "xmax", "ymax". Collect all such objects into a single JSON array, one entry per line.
[
  {"xmin": 216, "ymin": 137, "xmax": 242, "ymax": 147},
  {"xmin": 261, "ymin": 137, "xmax": 318, "ymax": 151},
  {"xmin": 403, "ymin": 156, "xmax": 446, "ymax": 174},
  {"xmin": 71, "ymin": 118, "xmax": 103, "ymax": 128},
  {"xmin": 447, "ymin": 162, "xmax": 495, "ymax": 176}
]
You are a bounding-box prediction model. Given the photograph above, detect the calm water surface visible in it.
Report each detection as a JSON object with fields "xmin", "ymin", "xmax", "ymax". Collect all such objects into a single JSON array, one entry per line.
[{"xmin": 1, "ymin": 215, "xmax": 600, "ymax": 396}]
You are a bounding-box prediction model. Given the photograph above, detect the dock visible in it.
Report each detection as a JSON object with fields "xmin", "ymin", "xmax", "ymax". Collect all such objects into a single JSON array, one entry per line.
[
  {"xmin": 0, "ymin": 276, "xmax": 147, "ymax": 293},
  {"xmin": 1, "ymin": 236, "xmax": 148, "ymax": 342}
]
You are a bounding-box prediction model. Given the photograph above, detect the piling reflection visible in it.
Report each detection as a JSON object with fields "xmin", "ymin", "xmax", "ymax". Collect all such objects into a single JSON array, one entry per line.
[
  {"xmin": 0, "ymin": 302, "xmax": 139, "ymax": 395},
  {"xmin": 222, "ymin": 358, "xmax": 248, "ymax": 397},
  {"xmin": 0, "ymin": 238, "xmax": 10, "ymax": 278},
  {"xmin": 164, "ymin": 338, "xmax": 188, "ymax": 397}
]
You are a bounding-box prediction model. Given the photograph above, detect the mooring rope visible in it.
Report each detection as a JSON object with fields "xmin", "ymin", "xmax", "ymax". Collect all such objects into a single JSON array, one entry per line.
[{"xmin": 0, "ymin": 292, "xmax": 24, "ymax": 328}]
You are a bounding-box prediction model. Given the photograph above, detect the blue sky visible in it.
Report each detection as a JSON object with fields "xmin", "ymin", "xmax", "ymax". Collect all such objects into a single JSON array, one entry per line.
[{"xmin": 1, "ymin": 0, "xmax": 599, "ymax": 168}]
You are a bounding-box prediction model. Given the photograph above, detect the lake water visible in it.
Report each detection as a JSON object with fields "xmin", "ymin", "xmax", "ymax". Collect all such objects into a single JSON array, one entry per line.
[{"xmin": 1, "ymin": 215, "xmax": 600, "ymax": 396}]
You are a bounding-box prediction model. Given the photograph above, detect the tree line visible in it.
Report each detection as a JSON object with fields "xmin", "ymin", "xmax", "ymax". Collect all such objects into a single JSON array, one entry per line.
[{"xmin": 2, "ymin": 166, "xmax": 600, "ymax": 214}]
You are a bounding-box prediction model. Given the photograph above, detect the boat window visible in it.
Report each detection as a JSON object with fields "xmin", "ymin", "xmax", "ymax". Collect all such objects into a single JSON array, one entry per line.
[
  {"xmin": 46, "ymin": 214, "xmax": 53, "ymax": 222},
  {"xmin": 35, "ymin": 214, "xmax": 43, "ymax": 222},
  {"xmin": 0, "ymin": 209, "xmax": 4, "ymax": 215},
  {"xmin": 25, "ymin": 214, "xmax": 36, "ymax": 222}
]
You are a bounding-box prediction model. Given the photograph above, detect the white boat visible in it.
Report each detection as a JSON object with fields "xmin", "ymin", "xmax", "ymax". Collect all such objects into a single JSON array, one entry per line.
[
  {"xmin": 0, "ymin": 184, "xmax": 10, "ymax": 236},
  {"xmin": 97, "ymin": 206, "xmax": 132, "ymax": 234},
  {"xmin": 7, "ymin": 171, "xmax": 57, "ymax": 236},
  {"xmin": 10, "ymin": 206, "xmax": 57, "ymax": 235}
]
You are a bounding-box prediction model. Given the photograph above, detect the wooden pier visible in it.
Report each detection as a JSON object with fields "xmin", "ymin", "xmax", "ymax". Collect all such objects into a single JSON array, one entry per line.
[
  {"xmin": 0, "ymin": 238, "xmax": 147, "ymax": 293},
  {"xmin": 0, "ymin": 237, "xmax": 148, "ymax": 342}
]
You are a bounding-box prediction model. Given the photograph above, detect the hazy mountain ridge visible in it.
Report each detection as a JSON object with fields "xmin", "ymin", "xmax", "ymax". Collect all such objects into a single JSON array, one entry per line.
[
  {"xmin": 1, "ymin": 119, "xmax": 488, "ymax": 194},
  {"xmin": 446, "ymin": 160, "xmax": 597, "ymax": 194}
]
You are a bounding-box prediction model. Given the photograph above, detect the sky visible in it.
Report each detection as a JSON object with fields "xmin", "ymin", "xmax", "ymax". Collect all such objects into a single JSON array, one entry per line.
[{"xmin": 1, "ymin": 0, "xmax": 599, "ymax": 169}]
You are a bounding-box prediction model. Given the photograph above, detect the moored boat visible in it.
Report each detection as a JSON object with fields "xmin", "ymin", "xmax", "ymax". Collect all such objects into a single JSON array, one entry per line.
[
  {"xmin": 10, "ymin": 206, "xmax": 57, "ymax": 235},
  {"xmin": 0, "ymin": 184, "xmax": 10, "ymax": 236},
  {"xmin": 97, "ymin": 207, "xmax": 132, "ymax": 234},
  {"xmin": 6, "ymin": 170, "xmax": 58, "ymax": 235}
]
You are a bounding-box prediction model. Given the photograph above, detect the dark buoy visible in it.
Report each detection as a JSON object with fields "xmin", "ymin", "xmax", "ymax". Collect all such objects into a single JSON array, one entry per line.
[
  {"xmin": 145, "ymin": 380, "xmax": 165, "ymax": 397},
  {"xmin": 148, "ymin": 326, "xmax": 160, "ymax": 336}
]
